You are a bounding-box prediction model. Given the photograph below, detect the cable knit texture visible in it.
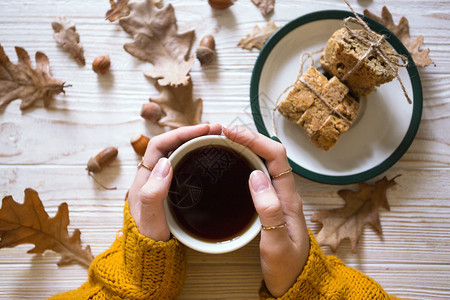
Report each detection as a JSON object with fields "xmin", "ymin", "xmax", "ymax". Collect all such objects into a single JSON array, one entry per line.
[
  {"xmin": 49, "ymin": 204, "xmax": 398, "ymax": 299},
  {"xmin": 49, "ymin": 201, "xmax": 185, "ymax": 299},
  {"xmin": 258, "ymin": 230, "xmax": 400, "ymax": 300}
]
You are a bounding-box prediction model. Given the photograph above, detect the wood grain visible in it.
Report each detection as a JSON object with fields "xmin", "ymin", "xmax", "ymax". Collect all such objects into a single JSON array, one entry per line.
[{"xmin": 1, "ymin": 0, "xmax": 449, "ymax": 299}]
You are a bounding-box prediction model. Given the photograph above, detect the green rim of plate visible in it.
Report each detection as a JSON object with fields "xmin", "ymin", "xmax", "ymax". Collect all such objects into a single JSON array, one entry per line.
[{"xmin": 250, "ymin": 10, "xmax": 423, "ymax": 185}]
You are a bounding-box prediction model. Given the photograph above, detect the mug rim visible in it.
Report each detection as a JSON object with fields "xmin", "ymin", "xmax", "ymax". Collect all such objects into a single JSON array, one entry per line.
[{"xmin": 164, "ymin": 135, "xmax": 267, "ymax": 254}]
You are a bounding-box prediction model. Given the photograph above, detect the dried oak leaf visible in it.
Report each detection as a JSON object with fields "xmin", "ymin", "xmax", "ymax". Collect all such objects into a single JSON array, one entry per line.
[
  {"xmin": 0, "ymin": 44, "xmax": 67, "ymax": 110},
  {"xmin": 0, "ymin": 188, "xmax": 94, "ymax": 267},
  {"xmin": 105, "ymin": 0, "xmax": 130, "ymax": 22},
  {"xmin": 119, "ymin": 0, "xmax": 195, "ymax": 86},
  {"xmin": 105, "ymin": 0, "xmax": 163, "ymax": 22},
  {"xmin": 150, "ymin": 77, "xmax": 202, "ymax": 128},
  {"xmin": 311, "ymin": 176, "xmax": 399, "ymax": 253},
  {"xmin": 51, "ymin": 17, "xmax": 86, "ymax": 65},
  {"xmin": 364, "ymin": 6, "xmax": 433, "ymax": 67},
  {"xmin": 251, "ymin": 0, "xmax": 275, "ymax": 17},
  {"xmin": 238, "ymin": 21, "xmax": 280, "ymax": 50}
]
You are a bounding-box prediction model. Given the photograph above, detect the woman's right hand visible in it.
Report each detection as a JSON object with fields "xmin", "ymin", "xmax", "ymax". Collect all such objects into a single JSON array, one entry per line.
[
  {"xmin": 127, "ymin": 124, "xmax": 222, "ymax": 241},
  {"xmin": 224, "ymin": 126, "xmax": 310, "ymax": 297}
]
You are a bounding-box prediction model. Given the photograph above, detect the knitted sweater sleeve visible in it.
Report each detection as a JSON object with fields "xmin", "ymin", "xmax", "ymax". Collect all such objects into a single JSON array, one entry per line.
[
  {"xmin": 259, "ymin": 229, "xmax": 400, "ymax": 300},
  {"xmin": 49, "ymin": 201, "xmax": 185, "ymax": 300}
]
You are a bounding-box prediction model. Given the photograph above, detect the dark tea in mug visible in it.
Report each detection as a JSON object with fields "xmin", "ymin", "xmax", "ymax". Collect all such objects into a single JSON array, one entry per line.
[{"xmin": 168, "ymin": 145, "xmax": 256, "ymax": 241}]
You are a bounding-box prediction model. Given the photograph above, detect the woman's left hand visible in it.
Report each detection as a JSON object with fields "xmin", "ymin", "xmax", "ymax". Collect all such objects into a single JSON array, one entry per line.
[
  {"xmin": 224, "ymin": 126, "xmax": 310, "ymax": 297},
  {"xmin": 127, "ymin": 124, "xmax": 222, "ymax": 241}
]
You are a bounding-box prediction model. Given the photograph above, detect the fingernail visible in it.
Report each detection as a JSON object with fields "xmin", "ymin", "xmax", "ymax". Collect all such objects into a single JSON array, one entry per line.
[
  {"xmin": 153, "ymin": 158, "xmax": 170, "ymax": 178},
  {"xmin": 250, "ymin": 170, "xmax": 270, "ymax": 193}
]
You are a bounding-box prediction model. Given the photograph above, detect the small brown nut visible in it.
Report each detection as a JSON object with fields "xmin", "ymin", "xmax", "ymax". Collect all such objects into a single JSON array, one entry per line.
[
  {"xmin": 200, "ymin": 35, "xmax": 216, "ymax": 50},
  {"xmin": 208, "ymin": 0, "xmax": 235, "ymax": 9},
  {"xmin": 87, "ymin": 146, "xmax": 118, "ymax": 173},
  {"xmin": 130, "ymin": 134, "xmax": 150, "ymax": 156},
  {"xmin": 196, "ymin": 35, "xmax": 216, "ymax": 66},
  {"xmin": 92, "ymin": 55, "xmax": 111, "ymax": 74},
  {"xmin": 140, "ymin": 102, "xmax": 163, "ymax": 122}
]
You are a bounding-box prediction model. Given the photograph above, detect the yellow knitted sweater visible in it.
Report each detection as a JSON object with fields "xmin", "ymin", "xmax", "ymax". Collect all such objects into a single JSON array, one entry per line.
[
  {"xmin": 50, "ymin": 202, "xmax": 185, "ymax": 299},
  {"xmin": 50, "ymin": 202, "xmax": 398, "ymax": 299}
]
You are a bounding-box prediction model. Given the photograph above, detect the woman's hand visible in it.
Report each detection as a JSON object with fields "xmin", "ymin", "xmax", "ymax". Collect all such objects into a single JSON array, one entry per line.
[
  {"xmin": 127, "ymin": 124, "xmax": 222, "ymax": 241},
  {"xmin": 223, "ymin": 126, "xmax": 310, "ymax": 297}
]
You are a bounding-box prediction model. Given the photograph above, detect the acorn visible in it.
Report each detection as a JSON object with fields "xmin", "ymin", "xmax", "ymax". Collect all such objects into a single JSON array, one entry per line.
[
  {"xmin": 92, "ymin": 55, "xmax": 111, "ymax": 74},
  {"xmin": 140, "ymin": 102, "xmax": 163, "ymax": 122},
  {"xmin": 87, "ymin": 146, "xmax": 118, "ymax": 173},
  {"xmin": 196, "ymin": 35, "xmax": 216, "ymax": 66},
  {"xmin": 130, "ymin": 134, "xmax": 150, "ymax": 156},
  {"xmin": 208, "ymin": 0, "xmax": 235, "ymax": 9}
]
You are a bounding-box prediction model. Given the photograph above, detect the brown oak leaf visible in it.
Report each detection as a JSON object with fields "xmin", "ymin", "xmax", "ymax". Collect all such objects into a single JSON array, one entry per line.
[
  {"xmin": 364, "ymin": 6, "xmax": 433, "ymax": 67},
  {"xmin": 0, "ymin": 188, "xmax": 94, "ymax": 267},
  {"xmin": 105, "ymin": 0, "xmax": 163, "ymax": 22},
  {"xmin": 105, "ymin": 0, "xmax": 130, "ymax": 22},
  {"xmin": 311, "ymin": 176, "xmax": 400, "ymax": 253},
  {"xmin": 51, "ymin": 17, "xmax": 86, "ymax": 65},
  {"xmin": 150, "ymin": 77, "xmax": 202, "ymax": 128},
  {"xmin": 0, "ymin": 44, "xmax": 67, "ymax": 110},
  {"xmin": 119, "ymin": 0, "xmax": 195, "ymax": 86},
  {"xmin": 251, "ymin": 0, "xmax": 275, "ymax": 16},
  {"xmin": 238, "ymin": 21, "xmax": 280, "ymax": 50}
]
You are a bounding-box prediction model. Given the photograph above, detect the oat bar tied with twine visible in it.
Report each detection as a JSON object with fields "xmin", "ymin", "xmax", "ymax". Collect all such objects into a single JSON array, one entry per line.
[
  {"xmin": 275, "ymin": 53, "xmax": 360, "ymax": 151},
  {"xmin": 322, "ymin": 0, "xmax": 411, "ymax": 102},
  {"xmin": 273, "ymin": 0, "xmax": 412, "ymax": 151}
]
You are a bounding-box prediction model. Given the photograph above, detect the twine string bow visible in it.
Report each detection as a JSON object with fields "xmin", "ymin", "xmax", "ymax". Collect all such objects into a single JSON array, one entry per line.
[
  {"xmin": 272, "ymin": 51, "xmax": 351, "ymax": 138},
  {"xmin": 341, "ymin": 0, "xmax": 411, "ymax": 104}
]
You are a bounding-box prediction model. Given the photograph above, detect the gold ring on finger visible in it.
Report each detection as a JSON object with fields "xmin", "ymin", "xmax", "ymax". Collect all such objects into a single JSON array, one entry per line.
[
  {"xmin": 270, "ymin": 167, "xmax": 292, "ymax": 179},
  {"xmin": 137, "ymin": 157, "xmax": 153, "ymax": 171},
  {"xmin": 261, "ymin": 222, "xmax": 287, "ymax": 230}
]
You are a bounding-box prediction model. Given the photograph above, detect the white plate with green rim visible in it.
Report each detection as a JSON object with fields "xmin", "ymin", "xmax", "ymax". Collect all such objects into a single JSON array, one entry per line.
[{"xmin": 250, "ymin": 10, "xmax": 422, "ymax": 185}]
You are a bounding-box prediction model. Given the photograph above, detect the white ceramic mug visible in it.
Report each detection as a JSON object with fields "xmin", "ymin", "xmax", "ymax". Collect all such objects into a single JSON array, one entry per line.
[{"xmin": 164, "ymin": 135, "xmax": 268, "ymax": 254}]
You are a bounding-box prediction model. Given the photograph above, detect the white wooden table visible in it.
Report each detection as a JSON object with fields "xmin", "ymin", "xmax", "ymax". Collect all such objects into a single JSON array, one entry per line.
[{"xmin": 1, "ymin": 0, "xmax": 449, "ymax": 299}]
